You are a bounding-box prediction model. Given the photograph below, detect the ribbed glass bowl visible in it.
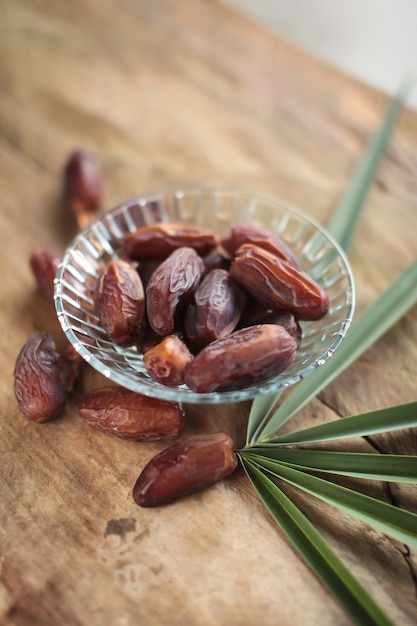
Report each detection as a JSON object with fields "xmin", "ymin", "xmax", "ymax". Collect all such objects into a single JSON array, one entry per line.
[{"xmin": 54, "ymin": 187, "xmax": 355, "ymax": 404}]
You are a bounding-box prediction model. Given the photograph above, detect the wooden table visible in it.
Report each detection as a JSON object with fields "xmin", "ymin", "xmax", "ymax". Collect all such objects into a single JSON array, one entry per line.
[{"xmin": 1, "ymin": 1, "xmax": 416, "ymax": 624}]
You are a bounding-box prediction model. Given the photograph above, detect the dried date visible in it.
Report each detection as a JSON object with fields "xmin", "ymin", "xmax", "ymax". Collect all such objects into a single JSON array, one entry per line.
[
  {"xmin": 184, "ymin": 323, "xmax": 297, "ymax": 393},
  {"xmin": 221, "ymin": 222, "xmax": 299, "ymax": 267},
  {"xmin": 95, "ymin": 259, "xmax": 145, "ymax": 346},
  {"xmin": 146, "ymin": 247, "xmax": 204, "ymax": 335},
  {"xmin": 132, "ymin": 432, "xmax": 238, "ymax": 507},
  {"xmin": 137, "ymin": 260, "xmax": 162, "ymax": 288},
  {"xmin": 14, "ymin": 332, "xmax": 66, "ymax": 422},
  {"xmin": 144, "ymin": 335, "xmax": 193, "ymax": 386},
  {"xmin": 124, "ymin": 222, "xmax": 217, "ymax": 262},
  {"xmin": 29, "ymin": 249, "xmax": 60, "ymax": 307},
  {"xmin": 184, "ymin": 269, "xmax": 247, "ymax": 349},
  {"xmin": 230, "ymin": 244, "xmax": 329, "ymax": 321},
  {"xmin": 201, "ymin": 251, "xmax": 230, "ymax": 278},
  {"xmin": 63, "ymin": 149, "xmax": 103, "ymax": 229},
  {"xmin": 79, "ymin": 386, "xmax": 185, "ymax": 440},
  {"xmin": 239, "ymin": 303, "xmax": 302, "ymax": 348}
]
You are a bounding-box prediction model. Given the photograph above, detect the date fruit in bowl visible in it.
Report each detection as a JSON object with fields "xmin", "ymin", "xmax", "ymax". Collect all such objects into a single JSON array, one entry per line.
[{"xmin": 54, "ymin": 187, "xmax": 355, "ymax": 404}]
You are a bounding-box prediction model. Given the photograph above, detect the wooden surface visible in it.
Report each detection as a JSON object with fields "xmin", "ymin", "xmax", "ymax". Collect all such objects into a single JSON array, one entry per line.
[{"xmin": 1, "ymin": 1, "xmax": 417, "ymax": 625}]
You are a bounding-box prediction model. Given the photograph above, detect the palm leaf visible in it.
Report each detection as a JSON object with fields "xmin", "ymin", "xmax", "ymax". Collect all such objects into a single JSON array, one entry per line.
[
  {"xmin": 246, "ymin": 392, "xmax": 280, "ymax": 445},
  {"xmin": 246, "ymin": 455, "xmax": 417, "ymax": 549},
  {"xmin": 259, "ymin": 401, "xmax": 417, "ymax": 446},
  {"xmin": 326, "ymin": 81, "xmax": 411, "ymax": 250},
  {"xmin": 241, "ymin": 458, "xmax": 394, "ymax": 626},
  {"xmin": 241, "ymin": 87, "xmax": 413, "ymax": 625},
  {"xmin": 244, "ymin": 448, "xmax": 417, "ymax": 483}
]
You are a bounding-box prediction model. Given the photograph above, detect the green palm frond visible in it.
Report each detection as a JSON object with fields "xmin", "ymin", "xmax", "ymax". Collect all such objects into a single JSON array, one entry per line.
[
  {"xmin": 260, "ymin": 401, "xmax": 417, "ymax": 446},
  {"xmin": 241, "ymin": 86, "xmax": 416, "ymax": 626},
  {"xmin": 244, "ymin": 447, "xmax": 417, "ymax": 483},
  {"xmin": 241, "ymin": 459, "xmax": 395, "ymax": 626}
]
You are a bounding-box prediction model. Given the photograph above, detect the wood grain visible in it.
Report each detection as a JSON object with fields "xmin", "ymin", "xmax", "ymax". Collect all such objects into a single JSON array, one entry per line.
[{"xmin": 0, "ymin": 1, "xmax": 416, "ymax": 624}]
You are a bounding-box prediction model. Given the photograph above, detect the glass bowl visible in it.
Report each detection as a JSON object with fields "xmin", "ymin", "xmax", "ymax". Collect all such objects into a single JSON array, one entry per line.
[{"xmin": 54, "ymin": 187, "xmax": 355, "ymax": 404}]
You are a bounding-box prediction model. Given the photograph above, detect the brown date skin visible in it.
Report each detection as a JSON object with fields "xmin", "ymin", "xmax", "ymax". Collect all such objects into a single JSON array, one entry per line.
[
  {"xmin": 144, "ymin": 335, "xmax": 194, "ymax": 386},
  {"xmin": 123, "ymin": 222, "xmax": 218, "ymax": 262},
  {"xmin": 29, "ymin": 249, "xmax": 60, "ymax": 307},
  {"xmin": 184, "ymin": 324, "xmax": 297, "ymax": 393},
  {"xmin": 137, "ymin": 260, "xmax": 162, "ymax": 288},
  {"xmin": 132, "ymin": 432, "xmax": 238, "ymax": 507},
  {"xmin": 146, "ymin": 247, "xmax": 204, "ymax": 336},
  {"xmin": 201, "ymin": 251, "xmax": 230, "ymax": 279},
  {"xmin": 239, "ymin": 302, "xmax": 302, "ymax": 349},
  {"xmin": 255, "ymin": 310, "xmax": 302, "ymax": 348},
  {"xmin": 184, "ymin": 269, "xmax": 247, "ymax": 350},
  {"xmin": 136, "ymin": 313, "xmax": 164, "ymax": 353},
  {"xmin": 14, "ymin": 332, "xmax": 66, "ymax": 422},
  {"xmin": 79, "ymin": 386, "xmax": 185, "ymax": 440},
  {"xmin": 230, "ymin": 244, "xmax": 329, "ymax": 321},
  {"xmin": 221, "ymin": 222, "xmax": 300, "ymax": 267},
  {"xmin": 95, "ymin": 259, "xmax": 145, "ymax": 346},
  {"xmin": 63, "ymin": 149, "xmax": 103, "ymax": 228}
]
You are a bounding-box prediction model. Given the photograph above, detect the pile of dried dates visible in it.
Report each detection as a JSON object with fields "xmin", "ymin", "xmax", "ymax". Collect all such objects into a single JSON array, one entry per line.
[
  {"xmin": 97, "ymin": 218, "xmax": 328, "ymax": 394},
  {"xmin": 13, "ymin": 149, "xmax": 329, "ymax": 507}
]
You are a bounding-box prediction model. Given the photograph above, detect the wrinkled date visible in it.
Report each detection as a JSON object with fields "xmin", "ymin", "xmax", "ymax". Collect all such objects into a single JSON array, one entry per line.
[
  {"xmin": 143, "ymin": 335, "xmax": 193, "ymax": 386},
  {"xmin": 89, "ymin": 220, "xmax": 331, "ymax": 392},
  {"xmin": 95, "ymin": 259, "xmax": 145, "ymax": 346},
  {"xmin": 146, "ymin": 247, "xmax": 204, "ymax": 335},
  {"xmin": 63, "ymin": 149, "xmax": 103, "ymax": 227},
  {"xmin": 14, "ymin": 332, "xmax": 66, "ymax": 422},
  {"xmin": 124, "ymin": 222, "xmax": 218, "ymax": 261},
  {"xmin": 29, "ymin": 248, "xmax": 60, "ymax": 307},
  {"xmin": 184, "ymin": 324, "xmax": 297, "ymax": 393},
  {"xmin": 132, "ymin": 432, "xmax": 238, "ymax": 507},
  {"xmin": 184, "ymin": 269, "xmax": 247, "ymax": 349},
  {"xmin": 137, "ymin": 260, "xmax": 162, "ymax": 288},
  {"xmin": 239, "ymin": 303, "xmax": 302, "ymax": 349},
  {"xmin": 221, "ymin": 222, "xmax": 299, "ymax": 267},
  {"xmin": 230, "ymin": 244, "xmax": 329, "ymax": 321},
  {"xmin": 253, "ymin": 309, "xmax": 302, "ymax": 348},
  {"xmin": 79, "ymin": 386, "xmax": 185, "ymax": 440}
]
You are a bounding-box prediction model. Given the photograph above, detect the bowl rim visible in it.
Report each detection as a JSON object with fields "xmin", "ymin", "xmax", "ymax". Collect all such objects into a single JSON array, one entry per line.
[{"xmin": 54, "ymin": 185, "xmax": 355, "ymax": 404}]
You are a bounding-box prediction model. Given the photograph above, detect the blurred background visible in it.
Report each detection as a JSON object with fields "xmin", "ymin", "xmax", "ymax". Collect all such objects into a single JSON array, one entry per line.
[{"xmin": 222, "ymin": 0, "xmax": 417, "ymax": 108}]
